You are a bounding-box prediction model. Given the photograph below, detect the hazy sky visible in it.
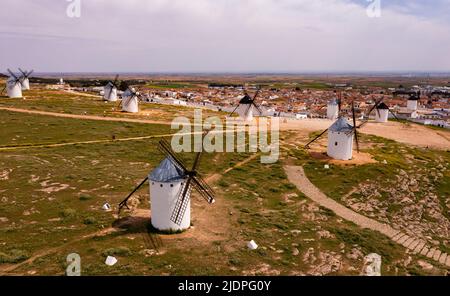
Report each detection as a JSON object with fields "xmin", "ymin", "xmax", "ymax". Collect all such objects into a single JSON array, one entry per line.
[{"xmin": 1, "ymin": 0, "xmax": 449, "ymax": 73}]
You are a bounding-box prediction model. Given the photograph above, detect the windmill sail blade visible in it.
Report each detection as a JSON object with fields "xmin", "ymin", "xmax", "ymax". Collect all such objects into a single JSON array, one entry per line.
[
  {"xmin": 118, "ymin": 176, "xmax": 149, "ymax": 213},
  {"xmin": 7, "ymin": 69, "xmax": 18, "ymax": 80},
  {"xmin": 1, "ymin": 85, "xmax": 6, "ymax": 95},
  {"xmin": 27, "ymin": 70, "xmax": 34, "ymax": 77},
  {"xmin": 243, "ymin": 103, "xmax": 252, "ymax": 117},
  {"xmin": 252, "ymin": 102, "xmax": 263, "ymax": 115},
  {"xmin": 158, "ymin": 139, "xmax": 189, "ymax": 173},
  {"xmin": 366, "ymin": 97, "xmax": 384, "ymax": 118},
  {"xmin": 108, "ymin": 88, "xmax": 113, "ymax": 100},
  {"xmin": 113, "ymin": 74, "xmax": 119, "ymax": 86},
  {"xmin": 191, "ymin": 175, "xmax": 215, "ymax": 203},
  {"xmin": 18, "ymin": 68, "xmax": 26, "ymax": 77},
  {"xmin": 170, "ymin": 177, "xmax": 193, "ymax": 225},
  {"xmin": 388, "ymin": 108, "xmax": 399, "ymax": 120},
  {"xmin": 253, "ymin": 89, "xmax": 260, "ymax": 101},
  {"xmin": 305, "ymin": 128, "xmax": 329, "ymax": 148}
]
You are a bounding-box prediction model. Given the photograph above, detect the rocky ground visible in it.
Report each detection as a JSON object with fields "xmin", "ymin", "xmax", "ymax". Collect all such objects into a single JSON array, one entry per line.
[{"xmin": 343, "ymin": 156, "xmax": 450, "ymax": 252}]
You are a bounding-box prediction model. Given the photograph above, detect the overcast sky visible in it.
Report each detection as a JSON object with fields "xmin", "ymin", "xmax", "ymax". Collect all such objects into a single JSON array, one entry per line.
[{"xmin": 1, "ymin": 0, "xmax": 449, "ymax": 73}]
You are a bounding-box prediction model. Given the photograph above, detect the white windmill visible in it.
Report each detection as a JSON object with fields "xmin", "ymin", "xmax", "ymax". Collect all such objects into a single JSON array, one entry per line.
[
  {"xmin": 1, "ymin": 69, "xmax": 23, "ymax": 98},
  {"xmin": 305, "ymin": 101, "xmax": 361, "ymax": 161},
  {"xmin": 120, "ymin": 87, "xmax": 141, "ymax": 113},
  {"xmin": 18, "ymin": 68, "xmax": 34, "ymax": 90},
  {"xmin": 104, "ymin": 75, "xmax": 119, "ymax": 102},
  {"xmin": 229, "ymin": 90, "xmax": 263, "ymax": 122},
  {"xmin": 374, "ymin": 102, "xmax": 389, "ymax": 123},
  {"xmin": 407, "ymin": 94, "xmax": 419, "ymax": 111},
  {"xmin": 327, "ymin": 98, "xmax": 340, "ymax": 120},
  {"xmin": 118, "ymin": 135, "xmax": 216, "ymax": 232}
]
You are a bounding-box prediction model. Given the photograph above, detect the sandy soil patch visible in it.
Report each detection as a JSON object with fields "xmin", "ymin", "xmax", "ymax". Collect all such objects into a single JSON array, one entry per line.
[
  {"xmin": 308, "ymin": 151, "xmax": 377, "ymax": 166},
  {"xmin": 360, "ymin": 122, "xmax": 450, "ymax": 150}
]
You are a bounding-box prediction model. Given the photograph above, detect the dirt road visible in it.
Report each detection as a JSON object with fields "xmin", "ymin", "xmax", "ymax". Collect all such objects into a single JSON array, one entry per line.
[{"xmin": 280, "ymin": 118, "xmax": 450, "ymax": 150}]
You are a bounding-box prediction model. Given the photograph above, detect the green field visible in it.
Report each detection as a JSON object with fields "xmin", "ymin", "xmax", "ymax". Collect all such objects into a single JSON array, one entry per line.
[
  {"xmin": 0, "ymin": 79, "xmax": 448, "ymax": 275},
  {"xmin": 0, "ymin": 107, "xmax": 447, "ymax": 275}
]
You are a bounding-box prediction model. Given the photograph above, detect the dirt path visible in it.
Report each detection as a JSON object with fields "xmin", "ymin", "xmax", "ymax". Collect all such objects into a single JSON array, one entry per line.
[
  {"xmin": 3, "ymin": 107, "xmax": 449, "ymax": 150},
  {"xmin": 0, "ymin": 135, "xmax": 175, "ymax": 151},
  {"xmin": 284, "ymin": 165, "xmax": 450, "ymax": 268},
  {"xmin": 63, "ymin": 90, "xmax": 103, "ymax": 98},
  {"xmin": 0, "ymin": 228, "xmax": 120, "ymax": 275}
]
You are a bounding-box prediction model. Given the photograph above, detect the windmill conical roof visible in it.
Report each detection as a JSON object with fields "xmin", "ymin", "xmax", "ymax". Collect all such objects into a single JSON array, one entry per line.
[
  {"xmin": 149, "ymin": 157, "xmax": 185, "ymax": 183},
  {"xmin": 377, "ymin": 102, "xmax": 389, "ymax": 109},
  {"xmin": 329, "ymin": 117, "xmax": 353, "ymax": 132},
  {"xmin": 239, "ymin": 94, "xmax": 253, "ymax": 104}
]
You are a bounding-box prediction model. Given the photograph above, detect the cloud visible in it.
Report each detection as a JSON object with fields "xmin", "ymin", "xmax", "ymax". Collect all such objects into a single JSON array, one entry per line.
[{"xmin": 0, "ymin": 0, "xmax": 449, "ymax": 72}]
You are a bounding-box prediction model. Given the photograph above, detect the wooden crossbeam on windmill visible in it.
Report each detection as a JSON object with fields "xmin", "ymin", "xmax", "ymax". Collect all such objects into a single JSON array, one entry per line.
[
  {"xmin": 1, "ymin": 69, "xmax": 23, "ymax": 98},
  {"xmin": 18, "ymin": 68, "xmax": 34, "ymax": 90},
  {"xmin": 118, "ymin": 131, "xmax": 216, "ymax": 232},
  {"xmin": 229, "ymin": 88, "xmax": 264, "ymax": 122},
  {"xmin": 104, "ymin": 74, "xmax": 120, "ymax": 102}
]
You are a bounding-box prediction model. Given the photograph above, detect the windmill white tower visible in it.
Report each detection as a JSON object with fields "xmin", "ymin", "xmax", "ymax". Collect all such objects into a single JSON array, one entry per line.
[
  {"xmin": 121, "ymin": 87, "xmax": 140, "ymax": 113},
  {"xmin": 118, "ymin": 135, "xmax": 216, "ymax": 232},
  {"xmin": 327, "ymin": 98, "xmax": 339, "ymax": 120},
  {"xmin": 305, "ymin": 101, "xmax": 361, "ymax": 161},
  {"xmin": 407, "ymin": 94, "xmax": 419, "ymax": 111},
  {"xmin": 374, "ymin": 102, "xmax": 389, "ymax": 123},
  {"xmin": 18, "ymin": 68, "xmax": 33, "ymax": 90},
  {"xmin": 104, "ymin": 75, "xmax": 119, "ymax": 102},
  {"xmin": 1, "ymin": 69, "xmax": 23, "ymax": 98},
  {"xmin": 229, "ymin": 90, "xmax": 263, "ymax": 122}
]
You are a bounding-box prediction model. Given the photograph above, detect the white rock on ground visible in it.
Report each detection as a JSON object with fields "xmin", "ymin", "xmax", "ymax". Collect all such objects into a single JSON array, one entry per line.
[
  {"xmin": 247, "ymin": 240, "xmax": 258, "ymax": 250},
  {"xmin": 105, "ymin": 256, "xmax": 118, "ymax": 266}
]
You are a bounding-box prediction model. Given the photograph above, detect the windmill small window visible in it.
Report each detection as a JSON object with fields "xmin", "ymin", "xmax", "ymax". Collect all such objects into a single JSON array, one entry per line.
[{"xmin": 335, "ymin": 142, "xmax": 338, "ymax": 146}]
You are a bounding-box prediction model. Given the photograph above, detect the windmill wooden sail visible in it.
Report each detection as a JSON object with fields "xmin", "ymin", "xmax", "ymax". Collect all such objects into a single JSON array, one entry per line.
[
  {"xmin": 229, "ymin": 89, "xmax": 263, "ymax": 122},
  {"xmin": 118, "ymin": 133, "xmax": 216, "ymax": 232}
]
